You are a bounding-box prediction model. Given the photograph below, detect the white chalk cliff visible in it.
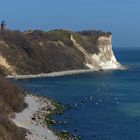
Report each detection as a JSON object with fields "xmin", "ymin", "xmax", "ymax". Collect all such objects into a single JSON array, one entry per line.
[{"xmin": 70, "ymin": 34, "xmax": 121, "ymax": 70}]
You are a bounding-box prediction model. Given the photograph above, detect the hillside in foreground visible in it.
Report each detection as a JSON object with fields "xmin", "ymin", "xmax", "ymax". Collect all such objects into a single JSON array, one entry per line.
[
  {"xmin": 0, "ymin": 29, "xmax": 120, "ymax": 75},
  {"xmin": 0, "ymin": 76, "xmax": 26, "ymax": 140}
]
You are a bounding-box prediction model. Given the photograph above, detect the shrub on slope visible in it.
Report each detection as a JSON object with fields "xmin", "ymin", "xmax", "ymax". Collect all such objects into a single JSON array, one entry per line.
[{"xmin": 0, "ymin": 76, "xmax": 27, "ymax": 140}]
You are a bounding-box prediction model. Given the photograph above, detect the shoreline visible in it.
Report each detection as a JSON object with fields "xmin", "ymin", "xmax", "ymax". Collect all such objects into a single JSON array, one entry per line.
[
  {"xmin": 7, "ymin": 66, "xmax": 126, "ymax": 80},
  {"xmin": 7, "ymin": 69, "xmax": 97, "ymax": 79},
  {"xmin": 11, "ymin": 94, "xmax": 59, "ymax": 140},
  {"xmin": 10, "ymin": 66, "xmax": 126, "ymax": 140}
]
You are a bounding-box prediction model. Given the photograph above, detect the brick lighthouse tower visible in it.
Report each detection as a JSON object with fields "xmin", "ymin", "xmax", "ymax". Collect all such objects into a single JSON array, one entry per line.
[{"xmin": 1, "ymin": 21, "xmax": 6, "ymax": 31}]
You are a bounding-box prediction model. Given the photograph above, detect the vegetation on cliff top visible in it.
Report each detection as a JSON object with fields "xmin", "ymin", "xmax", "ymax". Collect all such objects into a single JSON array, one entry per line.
[{"xmin": 0, "ymin": 29, "xmax": 111, "ymax": 75}]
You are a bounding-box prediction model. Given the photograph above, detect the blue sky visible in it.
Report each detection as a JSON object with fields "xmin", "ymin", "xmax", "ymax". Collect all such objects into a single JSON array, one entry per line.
[{"xmin": 0, "ymin": 0, "xmax": 140, "ymax": 48}]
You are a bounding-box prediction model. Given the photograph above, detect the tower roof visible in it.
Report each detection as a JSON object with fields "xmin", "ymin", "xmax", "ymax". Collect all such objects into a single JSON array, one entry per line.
[{"xmin": 1, "ymin": 21, "xmax": 6, "ymax": 25}]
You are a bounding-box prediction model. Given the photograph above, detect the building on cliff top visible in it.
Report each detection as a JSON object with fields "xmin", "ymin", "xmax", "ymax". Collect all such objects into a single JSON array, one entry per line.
[{"xmin": 1, "ymin": 21, "xmax": 6, "ymax": 31}]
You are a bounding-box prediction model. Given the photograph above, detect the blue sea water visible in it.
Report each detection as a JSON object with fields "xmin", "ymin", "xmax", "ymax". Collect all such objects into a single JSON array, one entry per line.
[{"xmin": 16, "ymin": 48, "xmax": 140, "ymax": 140}]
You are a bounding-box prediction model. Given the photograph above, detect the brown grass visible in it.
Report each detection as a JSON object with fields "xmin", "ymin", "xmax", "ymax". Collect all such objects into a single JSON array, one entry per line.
[{"xmin": 0, "ymin": 75, "xmax": 27, "ymax": 140}]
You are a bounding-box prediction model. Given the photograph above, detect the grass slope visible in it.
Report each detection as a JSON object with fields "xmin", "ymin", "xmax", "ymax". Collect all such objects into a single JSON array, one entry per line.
[{"xmin": 0, "ymin": 76, "xmax": 27, "ymax": 140}]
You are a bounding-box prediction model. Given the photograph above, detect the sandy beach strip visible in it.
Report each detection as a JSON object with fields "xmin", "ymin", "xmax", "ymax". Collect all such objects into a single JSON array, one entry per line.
[
  {"xmin": 11, "ymin": 95, "xmax": 59, "ymax": 140},
  {"xmin": 7, "ymin": 66, "xmax": 126, "ymax": 80},
  {"xmin": 7, "ymin": 69, "xmax": 97, "ymax": 79}
]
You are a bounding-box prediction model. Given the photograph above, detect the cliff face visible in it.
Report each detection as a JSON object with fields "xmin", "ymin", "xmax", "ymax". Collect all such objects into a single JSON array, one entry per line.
[
  {"xmin": 0, "ymin": 29, "xmax": 121, "ymax": 75},
  {"xmin": 96, "ymin": 36, "xmax": 120, "ymax": 69},
  {"xmin": 70, "ymin": 33, "xmax": 120, "ymax": 70},
  {"xmin": 90, "ymin": 35, "xmax": 120, "ymax": 69}
]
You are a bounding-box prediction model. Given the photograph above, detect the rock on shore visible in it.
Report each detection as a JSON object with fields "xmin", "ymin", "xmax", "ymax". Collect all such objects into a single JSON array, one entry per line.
[{"xmin": 11, "ymin": 95, "xmax": 59, "ymax": 140}]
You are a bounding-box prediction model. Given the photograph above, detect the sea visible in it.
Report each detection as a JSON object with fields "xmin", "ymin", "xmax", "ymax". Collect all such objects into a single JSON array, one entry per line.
[{"xmin": 16, "ymin": 48, "xmax": 140, "ymax": 140}]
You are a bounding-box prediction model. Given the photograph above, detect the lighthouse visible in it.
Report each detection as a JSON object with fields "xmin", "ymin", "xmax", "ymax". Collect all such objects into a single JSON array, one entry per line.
[{"xmin": 1, "ymin": 21, "xmax": 6, "ymax": 31}]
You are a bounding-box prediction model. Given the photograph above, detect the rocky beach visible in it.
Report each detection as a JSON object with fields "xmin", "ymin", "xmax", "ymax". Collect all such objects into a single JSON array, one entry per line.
[{"xmin": 11, "ymin": 94, "xmax": 59, "ymax": 140}]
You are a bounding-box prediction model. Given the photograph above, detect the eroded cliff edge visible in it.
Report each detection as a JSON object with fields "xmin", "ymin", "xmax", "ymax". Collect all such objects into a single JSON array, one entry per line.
[{"xmin": 0, "ymin": 29, "xmax": 121, "ymax": 75}]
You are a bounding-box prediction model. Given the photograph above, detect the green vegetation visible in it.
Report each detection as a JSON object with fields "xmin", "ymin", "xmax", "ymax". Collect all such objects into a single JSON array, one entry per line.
[
  {"xmin": 71, "ymin": 32, "xmax": 98, "ymax": 54},
  {"xmin": 44, "ymin": 100, "xmax": 79, "ymax": 140},
  {"xmin": 46, "ymin": 29, "xmax": 73, "ymax": 47},
  {"xmin": 44, "ymin": 118, "xmax": 57, "ymax": 125},
  {"xmin": 44, "ymin": 100, "xmax": 65, "ymax": 126},
  {"xmin": 78, "ymin": 30, "xmax": 111, "ymax": 37},
  {"xmin": 51, "ymin": 100, "xmax": 65, "ymax": 114},
  {"xmin": 57, "ymin": 130, "xmax": 70, "ymax": 139},
  {"xmin": 57, "ymin": 130, "xmax": 79, "ymax": 140}
]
